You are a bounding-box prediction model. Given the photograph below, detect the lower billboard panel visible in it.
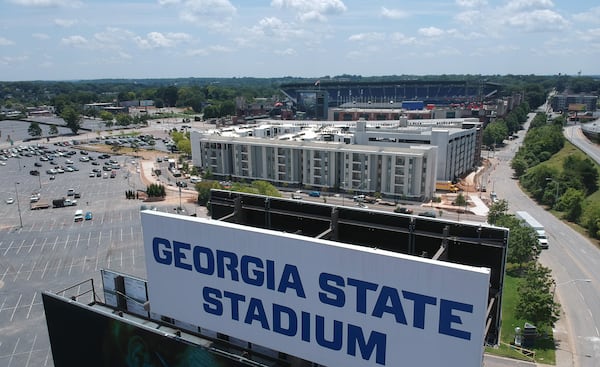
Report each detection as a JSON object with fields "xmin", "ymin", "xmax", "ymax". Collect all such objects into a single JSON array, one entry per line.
[{"xmin": 42, "ymin": 292, "xmax": 253, "ymax": 367}]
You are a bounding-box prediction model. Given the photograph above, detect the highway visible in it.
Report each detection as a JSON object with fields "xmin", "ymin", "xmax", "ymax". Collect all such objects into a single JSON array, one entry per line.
[{"xmin": 485, "ymin": 117, "xmax": 600, "ymax": 367}]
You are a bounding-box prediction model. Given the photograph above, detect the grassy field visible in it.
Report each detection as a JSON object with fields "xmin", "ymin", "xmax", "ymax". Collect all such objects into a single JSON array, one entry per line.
[{"xmin": 485, "ymin": 273, "xmax": 556, "ymax": 364}]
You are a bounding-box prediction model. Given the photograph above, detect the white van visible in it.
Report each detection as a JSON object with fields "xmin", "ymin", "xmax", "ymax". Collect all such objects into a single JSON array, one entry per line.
[{"xmin": 74, "ymin": 209, "xmax": 84, "ymax": 222}]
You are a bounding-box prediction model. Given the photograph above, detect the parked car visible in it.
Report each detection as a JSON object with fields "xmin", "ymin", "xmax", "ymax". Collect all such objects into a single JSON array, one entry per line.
[
  {"xmin": 418, "ymin": 211, "xmax": 437, "ymax": 218},
  {"xmin": 34, "ymin": 162, "xmax": 42, "ymax": 167},
  {"xmin": 29, "ymin": 170, "xmax": 40, "ymax": 176},
  {"xmin": 6, "ymin": 197, "xmax": 14, "ymax": 204},
  {"xmin": 394, "ymin": 207, "xmax": 414, "ymax": 214},
  {"xmin": 85, "ymin": 211, "xmax": 93, "ymax": 220}
]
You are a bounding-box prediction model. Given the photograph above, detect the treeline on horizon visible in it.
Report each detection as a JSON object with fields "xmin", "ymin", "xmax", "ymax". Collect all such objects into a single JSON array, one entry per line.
[{"xmin": 1, "ymin": 74, "xmax": 599, "ymax": 117}]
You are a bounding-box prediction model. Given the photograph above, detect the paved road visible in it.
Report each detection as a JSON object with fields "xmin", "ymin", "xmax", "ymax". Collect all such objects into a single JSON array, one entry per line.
[{"xmin": 486, "ymin": 117, "xmax": 600, "ymax": 367}]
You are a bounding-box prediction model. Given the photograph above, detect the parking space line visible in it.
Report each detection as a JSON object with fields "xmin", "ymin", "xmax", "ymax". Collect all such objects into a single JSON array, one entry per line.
[
  {"xmin": 3, "ymin": 240, "xmax": 14, "ymax": 256},
  {"xmin": 120, "ymin": 227, "xmax": 123, "ymax": 242},
  {"xmin": 1, "ymin": 267, "xmax": 8, "ymax": 282},
  {"xmin": 10, "ymin": 294, "xmax": 22, "ymax": 322},
  {"xmin": 13, "ymin": 264, "xmax": 23, "ymax": 282},
  {"xmin": 54, "ymin": 258, "xmax": 62, "ymax": 277},
  {"xmin": 27, "ymin": 261, "xmax": 35, "ymax": 281},
  {"xmin": 26, "ymin": 292, "xmax": 36, "ymax": 319},
  {"xmin": 8, "ymin": 337, "xmax": 20, "ymax": 366},
  {"xmin": 83, "ymin": 255, "xmax": 87, "ymax": 273},
  {"xmin": 51, "ymin": 236, "xmax": 58, "ymax": 251},
  {"xmin": 68, "ymin": 258, "xmax": 75, "ymax": 275},
  {"xmin": 15, "ymin": 239, "xmax": 26, "ymax": 255},
  {"xmin": 120, "ymin": 251, "xmax": 123, "ymax": 267},
  {"xmin": 29, "ymin": 221, "xmax": 36, "ymax": 232},
  {"xmin": 41, "ymin": 261, "xmax": 49, "ymax": 279},
  {"xmin": 63, "ymin": 234, "xmax": 70, "ymax": 250},
  {"xmin": 44, "ymin": 345, "xmax": 52, "ymax": 366},
  {"xmin": 28, "ymin": 238, "xmax": 36, "ymax": 254},
  {"xmin": 25, "ymin": 334, "xmax": 37, "ymax": 367},
  {"xmin": 98, "ymin": 230, "xmax": 102, "ymax": 245},
  {"xmin": 87, "ymin": 232, "xmax": 91, "ymax": 247},
  {"xmin": 0, "ymin": 295, "xmax": 7, "ymax": 313},
  {"xmin": 40, "ymin": 237, "xmax": 47, "ymax": 253},
  {"xmin": 95, "ymin": 254, "xmax": 99, "ymax": 271},
  {"xmin": 76, "ymin": 233, "xmax": 81, "ymax": 248},
  {"xmin": 131, "ymin": 248, "xmax": 135, "ymax": 266}
]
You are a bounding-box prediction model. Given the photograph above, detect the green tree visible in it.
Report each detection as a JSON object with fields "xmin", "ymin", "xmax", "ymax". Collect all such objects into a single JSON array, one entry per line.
[
  {"xmin": 61, "ymin": 106, "xmax": 82, "ymax": 134},
  {"xmin": 27, "ymin": 121, "xmax": 42, "ymax": 137},
  {"xmin": 49, "ymin": 124, "xmax": 58, "ymax": 136},
  {"xmin": 580, "ymin": 201, "xmax": 600, "ymax": 238},
  {"xmin": 511, "ymin": 157, "xmax": 528, "ymax": 178},
  {"xmin": 196, "ymin": 181, "xmax": 223, "ymax": 206},
  {"xmin": 516, "ymin": 263, "xmax": 560, "ymax": 329},
  {"xmin": 483, "ymin": 120, "xmax": 508, "ymax": 147},
  {"xmin": 177, "ymin": 139, "xmax": 191, "ymax": 155},
  {"xmin": 498, "ymin": 215, "xmax": 540, "ymax": 267},
  {"xmin": 115, "ymin": 113, "xmax": 133, "ymax": 126},
  {"xmin": 487, "ymin": 199, "xmax": 509, "ymax": 225},
  {"xmin": 453, "ymin": 193, "xmax": 467, "ymax": 207},
  {"xmin": 557, "ymin": 188, "xmax": 585, "ymax": 222},
  {"xmin": 100, "ymin": 110, "xmax": 114, "ymax": 127}
]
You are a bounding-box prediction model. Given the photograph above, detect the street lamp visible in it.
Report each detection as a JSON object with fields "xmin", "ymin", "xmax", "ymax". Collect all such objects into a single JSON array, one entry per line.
[
  {"xmin": 552, "ymin": 278, "xmax": 591, "ymax": 300},
  {"xmin": 14, "ymin": 182, "xmax": 23, "ymax": 228},
  {"xmin": 545, "ymin": 177, "xmax": 560, "ymax": 204}
]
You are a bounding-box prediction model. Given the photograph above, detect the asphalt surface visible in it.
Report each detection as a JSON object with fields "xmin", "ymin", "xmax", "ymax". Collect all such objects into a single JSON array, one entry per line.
[{"xmin": 0, "ymin": 140, "xmax": 204, "ymax": 367}]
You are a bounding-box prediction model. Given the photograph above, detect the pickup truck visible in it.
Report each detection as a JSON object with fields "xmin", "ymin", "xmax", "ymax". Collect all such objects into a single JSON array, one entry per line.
[{"xmin": 52, "ymin": 198, "xmax": 78, "ymax": 208}]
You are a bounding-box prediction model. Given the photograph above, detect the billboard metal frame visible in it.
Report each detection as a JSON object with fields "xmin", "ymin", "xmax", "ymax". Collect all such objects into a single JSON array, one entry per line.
[{"xmin": 208, "ymin": 189, "xmax": 508, "ymax": 346}]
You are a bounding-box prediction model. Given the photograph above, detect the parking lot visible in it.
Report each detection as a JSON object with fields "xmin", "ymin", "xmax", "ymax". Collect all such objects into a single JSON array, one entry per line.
[{"xmin": 0, "ymin": 142, "xmax": 194, "ymax": 367}]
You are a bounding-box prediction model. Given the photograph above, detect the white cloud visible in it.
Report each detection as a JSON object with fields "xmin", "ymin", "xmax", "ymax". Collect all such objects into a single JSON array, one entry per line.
[
  {"xmin": 271, "ymin": 0, "xmax": 347, "ymax": 22},
  {"xmin": 380, "ymin": 7, "xmax": 408, "ymax": 20},
  {"xmin": 577, "ymin": 28, "xmax": 600, "ymax": 42},
  {"xmin": 165, "ymin": 0, "xmax": 236, "ymax": 26},
  {"xmin": 0, "ymin": 55, "xmax": 29, "ymax": 65},
  {"xmin": 505, "ymin": 9, "xmax": 568, "ymax": 32},
  {"xmin": 0, "ymin": 37, "xmax": 15, "ymax": 46},
  {"xmin": 134, "ymin": 32, "xmax": 191, "ymax": 49},
  {"xmin": 348, "ymin": 32, "xmax": 385, "ymax": 42},
  {"xmin": 54, "ymin": 18, "xmax": 77, "ymax": 27},
  {"xmin": 9, "ymin": 0, "xmax": 80, "ymax": 7},
  {"xmin": 418, "ymin": 27, "xmax": 445, "ymax": 37},
  {"xmin": 390, "ymin": 32, "xmax": 417, "ymax": 45},
  {"xmin": 61, "ymin": 35, "xmax": 88, "ymax": 47},
  {"xmin": 32, "ymin": 33, "xmax": 50, "ymax": 40},
  {"xmin": 454, "ymin": 10, "xmax": 481, "ymax": 25},
  {"xmin": 572, "ymin": 7, "xmax": 600, "ymax": 24},
  {"xmin": 274, "ymin": 48, "xmax": 296, "ymax": 55},
  {"xmin": 93, "ymin": 27, "xmax": 135, "ymax": 45},
  {"xmin": 456, "ymin": 0, "xmax": 487, "ymax": 7},
  {"xmin": 187, "ymin": 44, "xmax": 233, "ymax": 56},
  {"xmin": 504, "ymin": 0, "xmax": 554, "ymax": 12},
  {"xmin": 250, "ymin": 17, "xmax": 305, "ymax": 40}
]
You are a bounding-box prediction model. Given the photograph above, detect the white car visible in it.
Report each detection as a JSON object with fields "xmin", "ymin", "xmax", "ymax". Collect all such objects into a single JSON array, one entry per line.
[
  {"xmin": 56, "ymin": 168, "xmax": 65, "ymax": 173},
  {"xmin": 65, "ymin": 166, "xmax": 74, "ymax": 172},
  {"xmin": 79, "ymin": 156, "xmax": 90, "ymax": 162},
  {"xmin": 89, "ymin": 172, "xmax": 95, "ymax": 177},
  {"xmin": 65, "ymin": 159, "xmax": 74, "ymax": 165},
  {"xmin": 6, "ymin": 197, "xmax": 14, "ymax": 204}
]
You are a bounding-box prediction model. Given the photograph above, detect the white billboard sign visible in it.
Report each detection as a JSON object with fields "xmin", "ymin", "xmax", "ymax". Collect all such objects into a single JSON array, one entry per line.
[{"xmin": 141, "ymin": 212, "xmax": 490, "ymax": 367}]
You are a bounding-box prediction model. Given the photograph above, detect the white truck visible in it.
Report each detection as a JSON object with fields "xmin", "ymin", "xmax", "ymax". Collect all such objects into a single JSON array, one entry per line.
[{"xmin": 515, "ymin": 211, "xmax": 549, "ymax": 249}]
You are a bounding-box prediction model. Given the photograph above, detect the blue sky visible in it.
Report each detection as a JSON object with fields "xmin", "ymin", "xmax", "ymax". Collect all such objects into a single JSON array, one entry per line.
[{"xmin": 1, "ymin": 0, "xmax": 599, "ymax": 81}]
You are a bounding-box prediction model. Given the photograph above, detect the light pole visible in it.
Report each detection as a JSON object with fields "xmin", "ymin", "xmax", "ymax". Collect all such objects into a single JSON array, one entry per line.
[
  {"xmin": 545, "ymin": 177, "xmax": 560, "ymax": 204},
  {"xmin": 14, "ymin": 182, "xmax": 23, "ymax": 228},
  {"xmin": 552, "ymin": 278, "xmax": 591, "ymax": 300}
]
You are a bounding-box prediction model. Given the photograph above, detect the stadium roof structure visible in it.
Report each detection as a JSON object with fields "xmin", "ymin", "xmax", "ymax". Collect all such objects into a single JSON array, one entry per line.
[{"xmin": 280, "ymin": 79, "xmax": 501, "ymax": 107}]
